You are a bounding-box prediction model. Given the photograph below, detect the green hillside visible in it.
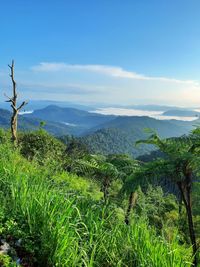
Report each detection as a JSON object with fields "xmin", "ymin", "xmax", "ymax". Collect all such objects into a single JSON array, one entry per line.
[
  {"xmin": 81, "ymin": 116, "xmax": 195, "ymax": 157},
  {"xmin": 0, "ymin": 128, "xmax": 199, "ymax": 266},
  {"xmin": 0, "ymin": 108, "xmax": 83, "ymax": 136},
  {"xmin": 0, "ymin": 130, "xmax": 198, "ymax": 267}
]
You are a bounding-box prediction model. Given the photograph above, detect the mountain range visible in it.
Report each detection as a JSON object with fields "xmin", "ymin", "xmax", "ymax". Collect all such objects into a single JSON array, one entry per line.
[
  {"xmin": 0, "ymin": 108, "xmax": 80, "ymax": 136},
  {"xmin": 80, "ymin": 116, "xmax": 195, "ymax": 157},
  {"xmin": 0, "ymin": 104, "xmax": 198, "ymax": 157},
  {"xmin": 162, "ymin": 109, "xmax": 200, "ymax": 117},
  {"xmin": 26, "ymin": 105, "xmax": 115, "ymax": 130}
]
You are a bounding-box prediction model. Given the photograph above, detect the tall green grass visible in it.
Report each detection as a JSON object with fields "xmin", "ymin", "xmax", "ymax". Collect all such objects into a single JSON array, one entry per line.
[{"xmin": 0, "ymin": 143, "xmax": 193, "ymax": 266}]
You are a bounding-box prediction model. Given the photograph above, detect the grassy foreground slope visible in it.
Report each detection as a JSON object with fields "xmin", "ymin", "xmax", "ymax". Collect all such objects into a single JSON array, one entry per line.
[{"xmin": 0, "ymin": 141, "xmax": 193, "ymax": 266}]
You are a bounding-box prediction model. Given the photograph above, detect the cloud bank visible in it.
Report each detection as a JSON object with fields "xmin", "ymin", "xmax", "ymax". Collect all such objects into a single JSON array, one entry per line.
[
  {"xmin": 32, "ymin": 62, "xmax": 198, "ymax": 86},
  {"xmin": 1, "ymin": 62, "xmax": 199, "ymax": 106}
]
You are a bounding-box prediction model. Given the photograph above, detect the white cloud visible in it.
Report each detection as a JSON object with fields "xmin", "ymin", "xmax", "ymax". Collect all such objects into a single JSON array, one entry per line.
[
  {"xmin": 1, "ymin": 62, "xmax": 199, "ymax": 106},
  {"xmin": 31, "ymin": 62, "xmax": 198, "ymax": 86}
]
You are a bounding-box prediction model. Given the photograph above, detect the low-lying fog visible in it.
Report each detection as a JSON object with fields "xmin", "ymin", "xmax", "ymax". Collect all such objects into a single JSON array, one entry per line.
[{"xmin": 91, "ymin": 108, "xmax": 199, "ymax": 121}]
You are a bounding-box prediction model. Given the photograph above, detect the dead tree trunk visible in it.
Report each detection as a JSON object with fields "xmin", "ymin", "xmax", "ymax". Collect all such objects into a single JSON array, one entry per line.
[
  {"xmin": 5, "ymin": 60, "xmax": 28, "ymax": 145},
  {"xmin": 125, "ymin": 191, "xmax": 138, "ymax": 225}
]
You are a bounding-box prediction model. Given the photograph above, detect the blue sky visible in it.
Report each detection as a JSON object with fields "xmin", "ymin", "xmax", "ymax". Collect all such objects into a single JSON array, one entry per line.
[{"xmin": 1, "ymin": 0, "xmax": 200, "ymax": 106}]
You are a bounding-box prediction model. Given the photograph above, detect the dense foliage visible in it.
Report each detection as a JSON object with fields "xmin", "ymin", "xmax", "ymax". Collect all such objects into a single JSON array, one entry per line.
[
  {"xmin": 0, "ymin": 128, "xmax": 199, "ymax": 266},
  {"xmin": 80, "ymin": 115, "xmax": 195, "ymax": 157},
  {"xmin": 19, "ymin": 129, "xmax": 65, "ymax": 166}
]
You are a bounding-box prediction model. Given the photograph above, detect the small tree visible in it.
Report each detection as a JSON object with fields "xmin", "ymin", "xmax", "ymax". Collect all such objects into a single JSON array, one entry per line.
[
  {"xmin": 5, "ymin": 60, "xmax": 28, "ymax": 145},
  {"xmin": 69, "ymin": 154, "xmax": 122, "ymax": 203},
  {"xmin": 19, "ymin": 129, "xmax": 65, "ymax": 166},
  {"xmin": 109, "ymin": 155, "xmax": 141, "ymax": 224},
  {"xmin": 121, "ymin": 161, "xmax": 155, "ymax": 225}
]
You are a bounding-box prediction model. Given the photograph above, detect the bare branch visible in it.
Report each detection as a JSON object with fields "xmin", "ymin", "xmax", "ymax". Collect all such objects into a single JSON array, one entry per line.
[
  {"xmin": 17, "ymin": 101, "xmax": 28, "ymax": 111},
  {"xmin": 4, "ymin": 93, "xmax": 15, "ymax": 105}
]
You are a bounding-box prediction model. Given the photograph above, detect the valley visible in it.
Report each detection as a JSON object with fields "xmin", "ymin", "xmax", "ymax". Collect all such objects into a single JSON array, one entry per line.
[{"xmin": 1, "ymin": 103, "xmax": 197, "ymax": 157}]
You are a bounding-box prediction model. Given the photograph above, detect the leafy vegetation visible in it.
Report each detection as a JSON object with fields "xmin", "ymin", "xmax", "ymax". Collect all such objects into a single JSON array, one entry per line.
[
  {"xmin": 0, "ymin": 126, "xmax": 199, "ymax": 266},
  {"xmin": 19, "ymin": 129, "xmax": 65, "ymax": 167}
]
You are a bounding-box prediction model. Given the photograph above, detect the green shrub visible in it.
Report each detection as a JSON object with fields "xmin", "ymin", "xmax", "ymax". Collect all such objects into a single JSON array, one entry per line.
[
  {"xmin": 18, "ymin": 130, "xmax": 65, "ymax": 166},
  {"xmin": 135, "ymin": 186, "xmax": 178, "ymax": 231},
  {"xmin": 0, "ymin": 254, "xmax": 17, "ymax": 267},
  {"xmin": 0, "ymin": 129, "xmax": 11, "ymax": 144}
]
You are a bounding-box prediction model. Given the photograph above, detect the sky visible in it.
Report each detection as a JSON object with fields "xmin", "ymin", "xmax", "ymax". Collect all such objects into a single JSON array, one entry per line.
[{"xmin": 1, "ymin": 0, "xmax": 200, "ymax": 106}]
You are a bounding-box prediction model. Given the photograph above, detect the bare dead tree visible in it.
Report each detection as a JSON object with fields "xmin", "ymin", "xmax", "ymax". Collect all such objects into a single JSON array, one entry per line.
[{"xmin": 5, "ymin": 60, "xmax": 28, "ymax": 145}]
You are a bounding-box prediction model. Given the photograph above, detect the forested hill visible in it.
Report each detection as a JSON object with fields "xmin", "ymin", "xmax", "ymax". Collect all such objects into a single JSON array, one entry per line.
[
  {"xmin": 80, "ymin": 116, "xmax": 196, "ymax": 157},
  {"xmin": 88, "ymin": 115, "xmax": 194, "ymax": 136},
  {"xmin": 25, "ymin": 105, "xmax": 115, "ymax": 129},
  {"xmin": 0, "ymin": 108, "xmax": 83, "ymax": 136},
  {"xmin": 1, "ymin": 105, "xmax": 197, "ymax": 157}
]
